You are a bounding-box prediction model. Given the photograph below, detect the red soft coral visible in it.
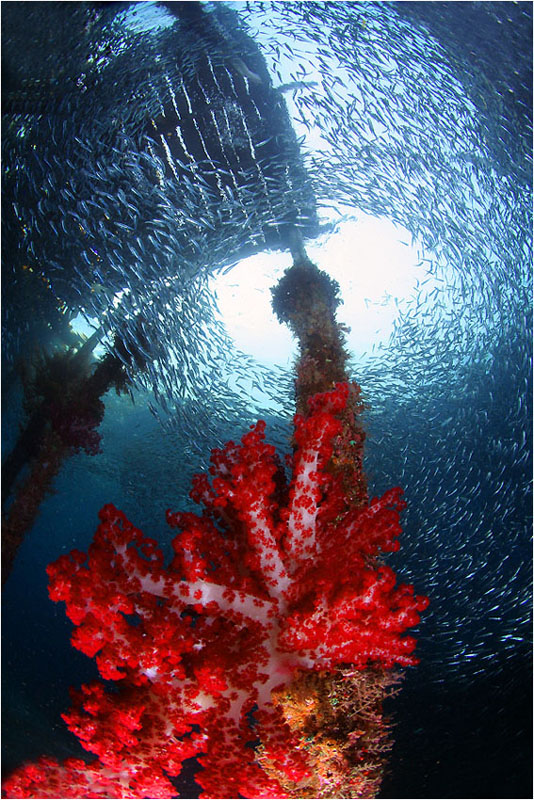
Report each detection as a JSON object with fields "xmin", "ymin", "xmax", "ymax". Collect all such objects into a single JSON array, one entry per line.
[{"xmin": 3, "ymin": 382, "xmax": 427, "ymax": 799}]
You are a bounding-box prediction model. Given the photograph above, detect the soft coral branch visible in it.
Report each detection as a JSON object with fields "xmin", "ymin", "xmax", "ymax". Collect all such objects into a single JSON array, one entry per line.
[{"xmin": 3, "ymin": 382, "xmax": 428, "ymax": 799}]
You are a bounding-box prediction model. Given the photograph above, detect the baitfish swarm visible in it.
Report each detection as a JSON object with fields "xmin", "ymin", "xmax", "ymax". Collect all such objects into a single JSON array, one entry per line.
[{"xmin": 2, "ymin": 381, "xmax": 427, "ymax": 799}]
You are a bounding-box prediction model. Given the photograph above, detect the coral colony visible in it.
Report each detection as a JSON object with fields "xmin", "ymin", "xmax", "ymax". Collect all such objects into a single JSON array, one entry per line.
[
  {"xmin": 2, "ymin": 324, "xmax": 147, "ymax": 585},
  {"xmin": 3, "ymin": 261, "xmax": 428, "ymax": 798}
]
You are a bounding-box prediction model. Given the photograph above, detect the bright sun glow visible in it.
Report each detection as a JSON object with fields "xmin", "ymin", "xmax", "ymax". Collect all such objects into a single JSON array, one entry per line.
[
  {"xmin": 71, "ymin": 212, "xmax": 427, "ymax": 382},
  {"xmin": 211, "ymin": 212, "xmax": 427, "ymax": 368}
]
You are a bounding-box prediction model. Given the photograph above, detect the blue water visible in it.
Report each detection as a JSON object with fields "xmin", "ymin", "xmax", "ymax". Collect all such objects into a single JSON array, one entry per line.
[{"xmin": 2, "ymin": 2, "xmax": 532, "ymax": 798}]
